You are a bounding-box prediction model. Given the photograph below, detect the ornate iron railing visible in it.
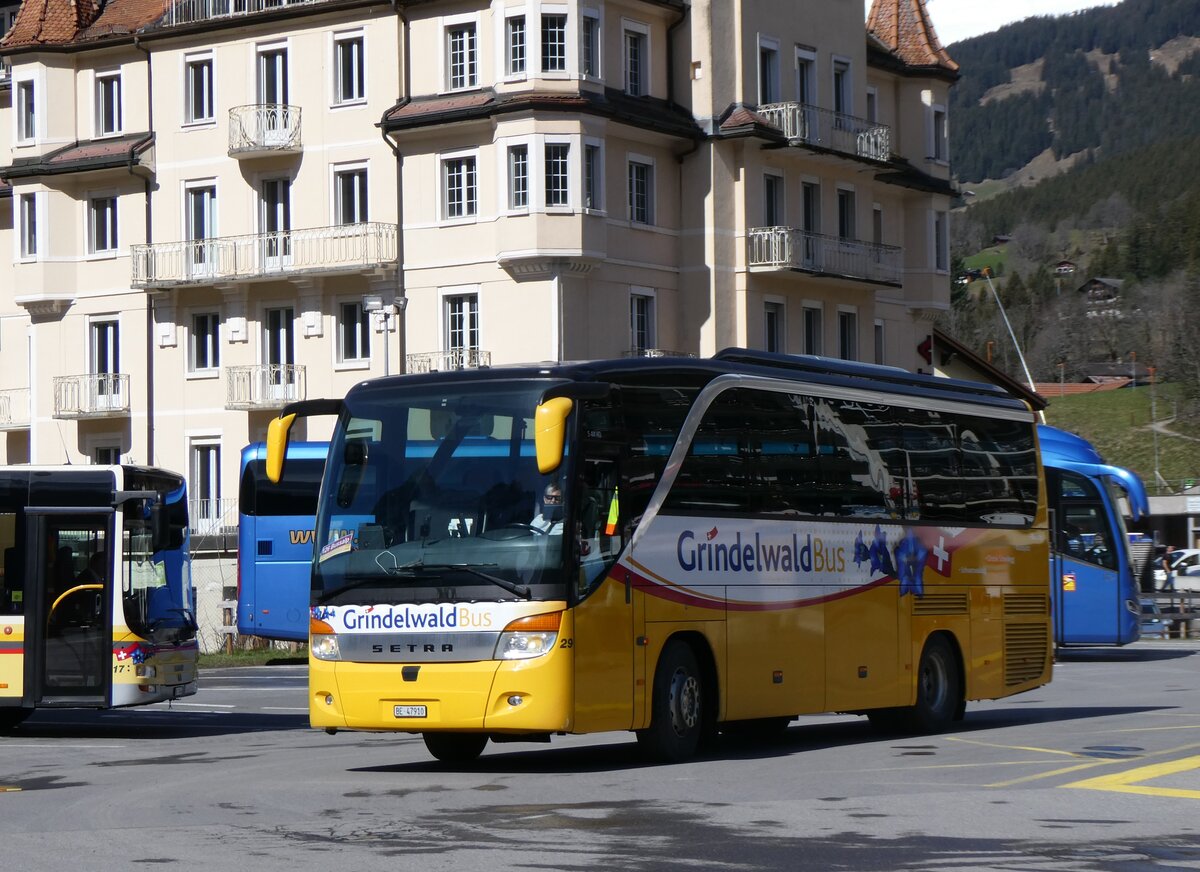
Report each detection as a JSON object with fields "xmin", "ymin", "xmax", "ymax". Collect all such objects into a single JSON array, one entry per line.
[
  {"xmin": 157, "ymin": 0, "xmax": 330, "ymax": 28},
  {"xmin": 747, "ymin": 226, "xmax": 903, "ymax": 286},
  {"xmin": 225, "ymin": 364, "xmax": 306, "ymax": 409},
  {"xmin": 757, "ymin": 102, "xmax": 891, "ymax": 162},
  {"xmin": 52, "ymin": 374, "xmax": 131, "ymax": 419},
  {"xmin": 406, "ymin": 349, "xmax": 492, "ymax": 373},
  {"xmin": 0, "ymin": 388, "xmax": 30, "ymax": 429},
  {"xmin": 229, "ymin": 104, "xmax": 302, "ymax": 155}
]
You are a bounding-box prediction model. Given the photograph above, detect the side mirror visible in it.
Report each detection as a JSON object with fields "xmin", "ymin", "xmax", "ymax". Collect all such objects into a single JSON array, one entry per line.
[
  {"xmin": 266, "ymin": 413, "xmax": 296, "ymax": 483},
  {"xmin": 534, "ymin": 397, "xmax": 573, "ymax": 474}
]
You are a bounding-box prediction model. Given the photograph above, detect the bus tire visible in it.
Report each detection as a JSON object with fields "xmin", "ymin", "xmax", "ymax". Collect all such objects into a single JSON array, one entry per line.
[
  {"xmin": 637, "ymin": 640, "xmax": 704, "ymax": 763},
  {"xmin": 0, "ymin": 708, "xmax": 31, "ymax": 731},
  {"xmin": 423, "ymin": 732, "xmax": 488, "ymax": 764},
  {"xmin": 905, "ymin": 635, "xmax": 962, "ymax": 734}
]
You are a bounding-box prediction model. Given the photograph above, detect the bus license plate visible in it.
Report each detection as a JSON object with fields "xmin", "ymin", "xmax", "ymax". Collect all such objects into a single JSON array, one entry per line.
[{"xmin": 394, "ymin": 705, "xmax": 427, "ymax": 719}]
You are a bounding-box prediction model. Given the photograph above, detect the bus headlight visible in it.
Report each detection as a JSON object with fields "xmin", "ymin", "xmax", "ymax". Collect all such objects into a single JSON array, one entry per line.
[
  {"xmin": 494, "ymin": 612, "xmax": 561, "ymax": 660},
  {"xmin": 311, "ymin": 634, "xmax": 341, "ymax": 661}
]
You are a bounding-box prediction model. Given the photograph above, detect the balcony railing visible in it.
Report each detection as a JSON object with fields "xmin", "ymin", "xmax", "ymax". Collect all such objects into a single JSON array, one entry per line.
[
  {"xmin": 226, "ymin": 364, "xmax": 305, "ymax": 410},
  {"xmin": 53, "ymin": 374, "xmax": 131, "ymax": 419},
  {"xmin": 157, "ymin": 0, "xmax": 330, "ymax": 28},
  {"xmin": 747, "ymin": 227, "xmax": 903, "ymax": 286},
  {"xmin": 189, "ymin": 497, "xmax": 239, "ymax": 536},
  {"xmin": 623, "ymin": 348, "xmax": 697, "ymax": 359},
  {"xmin": 229, "ymin": 104, "xmax": 302, "ymax": 157},
  {"xmin": 131, "ymin": 222, "xmax": 397, "ymax": 288},
  {"xmin": 757, "ymin": 102, "xmax": 891, "ymax": 162},
  {"xmin": 0, "ymin": 388, "xmax": 30, "ymax": 430},
  {"xmin": 406, "ymin": 349, "xmax": 492, "ymax": 373}
]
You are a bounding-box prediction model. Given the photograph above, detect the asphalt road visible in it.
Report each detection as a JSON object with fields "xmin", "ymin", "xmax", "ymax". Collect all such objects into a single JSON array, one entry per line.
[{"xmin": 3, "ymin": 641, "xmax": 1200, "ymax": 871}]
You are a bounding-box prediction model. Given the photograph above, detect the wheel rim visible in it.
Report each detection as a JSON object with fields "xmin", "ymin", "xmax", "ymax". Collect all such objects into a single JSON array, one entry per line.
[
  {"xmin": 920, "ymin": 651, "xmax": 948, "ymax": 711},
  {"xmin": 667, "ymin": 667, "xmax": 700, "ymax": 737}
]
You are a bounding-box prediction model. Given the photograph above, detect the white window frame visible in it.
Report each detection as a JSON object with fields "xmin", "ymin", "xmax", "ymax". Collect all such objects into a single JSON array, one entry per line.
[
  {"xmin": 89, "ymin": 440, "xmax": 123, "ymax": 466},
  {"xmin": 17, "ymin": 191, "xmax": 42, "ymax": 261},
  {"xmin": 622, "ymin": 18, "xmax": 650, "ymax": 97},
  {"xmin": 335, "ymin": 298, "xmax": 372, "ymax": 368},
  {"xmin": 758, "ymin": 35, "xmax": 780, "ymax": 106},
  {"xmin": 439, "ymin": 148, "xmax": 479, "ymax": 223},
  {"xmin": 627, "ymin": 152, "xmax": 655, "ymax": 225},
  {"xmin": 802, "ymin": 301, "xmax": 823, "ymax": 356},
  {"xmin": 929, "ymin": 102, "xmax": 949, "ymax": 163},
  {"xmin": 189, "ymin": 437, "xmax": 223, "ymax": 528},
  {"xmin": 502, "ymin": 11, "xmax": 528, "ymax": 80},
  {"xmin": 442, "ymin": 13, "xmax": 480, "ymax": 93},
  {"xmin": 629, "ymin": 286, "xmax": 656, "ymax": 353},
  {"xmin": 331, "ymin": 161, "xmax": 369, "ymax": 225},
  {"xmin": 183, "ymin": 51, "xmax": 215, "ymax": 126},
  {"xmin": 764, "ymin": 296, "xmax": 785, "ymax": 354},
  {"xmin": 933, "ymin": 209, "xmax": 950, "ymax": 273},
  {"xmin": 504, "ymin": 139, "xmax": 531, "ymax": 213},
  {"xmin": 94, "ymin": 69, "xmax": 123, "ymax": 137},
  {"xmin": 332, "ymin": 29, "xmax": 367, "ymax": 106},
  {"xmin": 581, "ymin": 7, "xmax": 601, "ymax": 80},
  {"xmin": 544, "ymin": 137, "xmax": 573, "ymax": 210},
  {"xmin": 836, "ymin": 185, "xmax": 856, "ymax": 241},
  {"xmin": 539, "ymin": 6, "xmax": 571, "ymax": 76},
  {"xmin": 188, "ymin": 310, "xmax": 221, "ymax": 377},
  {"xmin": 837, "ymin": 305, "xmax": 858, "ymax": 361},
  {"xmin": 794, "ymin": 47, "xmax": 816, "ymax": 105},
  {"xmin": 583, "ymin": 137, "xmax": 604, "ymax": 213},
  {"xmin": 439, "ymin": 285, "xmax": 481, "ymax": 354},
  {"xmin": 86, "ymin": 192, "xmax": 119, "ymax": 256},
  {"xmin": 15, "ymin": 77, "xmax": 37, "ymax": 144}
]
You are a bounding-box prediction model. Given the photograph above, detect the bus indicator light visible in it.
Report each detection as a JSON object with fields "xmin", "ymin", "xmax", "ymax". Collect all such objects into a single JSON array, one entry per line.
[{"xmin": 1062, "ymin": 574, "xmax": 1077, "ymax": 592}]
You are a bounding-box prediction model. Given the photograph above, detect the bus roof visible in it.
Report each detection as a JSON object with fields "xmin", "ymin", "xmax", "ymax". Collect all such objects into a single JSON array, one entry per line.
[{"xmin": 337, "ymin": 349, "xmax": 1032, "ymax": 415}]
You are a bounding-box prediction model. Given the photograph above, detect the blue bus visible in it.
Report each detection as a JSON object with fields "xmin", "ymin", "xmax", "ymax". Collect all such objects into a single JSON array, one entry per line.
[
  {"xmin": 237, "ymin": 442, "xmax": 327, "ymax": 642},
  {"xmin": 1041, "ymin": 424, "xmax": 1149, "ymax": 646}
]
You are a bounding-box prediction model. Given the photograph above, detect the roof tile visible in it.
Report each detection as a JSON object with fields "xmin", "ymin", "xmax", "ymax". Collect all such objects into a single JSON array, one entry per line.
[{"xmin": 866, "ymin": 0, "xmax": 958, "ymax": 72}]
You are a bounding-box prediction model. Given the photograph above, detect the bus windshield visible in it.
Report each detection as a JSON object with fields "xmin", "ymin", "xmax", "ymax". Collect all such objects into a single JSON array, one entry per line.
[
  {"xmin": 313, "ymin": 380, "xmax": 570, "ymax": 605},
  {"xmin": 121, "ymin": 471, "xmax": 196, "ymax": 644}
]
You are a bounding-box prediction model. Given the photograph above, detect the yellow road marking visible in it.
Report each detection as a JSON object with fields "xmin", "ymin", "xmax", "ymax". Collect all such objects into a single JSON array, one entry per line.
[
  {"xmin": 0, "ymin": 787, "xmax": 21, "ymax": 793},
  {"xmin": 1064, "ymin": 755, "xmax": 1200, "ymax": 799},
  {"xmin": 946, "ymin": 736, "xmax": 1090, "ymax": 759}
]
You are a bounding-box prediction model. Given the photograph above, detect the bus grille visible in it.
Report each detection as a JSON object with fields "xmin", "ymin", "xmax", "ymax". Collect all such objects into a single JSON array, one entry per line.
[
  {"xmin": 912, "ymin": 593, "xmax": 967, "ymax": 615},
  {"xmin": 1004, "ymin": 623, "xmax": 1048, "ymax": 686},
  {"xmin": 1003, "ymin": 594, "xmax": 1047, "ymax": 616}
]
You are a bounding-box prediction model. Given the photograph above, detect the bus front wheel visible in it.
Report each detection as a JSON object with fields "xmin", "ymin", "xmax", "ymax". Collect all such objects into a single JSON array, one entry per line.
[
  {"xmin": 423, "ymin": 732, "xmax": 488, "ymax": 764},
  {"xmin": 907, "ymin": 635, "xmax": 962, "ymax": 733},
  {"xmin": 637, "ymin": 640, "xmax": 704, "ymax": 763}
]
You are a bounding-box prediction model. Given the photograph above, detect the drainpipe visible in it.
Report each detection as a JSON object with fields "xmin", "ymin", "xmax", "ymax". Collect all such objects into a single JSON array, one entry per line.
[
  {"xmin": 380, "ymin": 1, "xmax": 410, "ymax": 373},
  {"xmin": 134, "ymin": 34, "xmax": 155, "ymax": 464}
]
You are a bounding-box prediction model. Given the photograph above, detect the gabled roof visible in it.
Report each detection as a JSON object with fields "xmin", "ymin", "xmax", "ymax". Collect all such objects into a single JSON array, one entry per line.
[{"xmin": 866, "ymin": 0, "xmax": 958, "ymax": 75}]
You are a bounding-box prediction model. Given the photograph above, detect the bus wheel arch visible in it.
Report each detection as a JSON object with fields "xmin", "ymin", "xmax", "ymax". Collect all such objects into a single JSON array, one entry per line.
[
  {"xmin": 910, "ymin": 631, "xmax": 965, "ymax": 732},
  {"xmin": 637, "ymin": 633, "xmax": 717, "ymax": 763}
]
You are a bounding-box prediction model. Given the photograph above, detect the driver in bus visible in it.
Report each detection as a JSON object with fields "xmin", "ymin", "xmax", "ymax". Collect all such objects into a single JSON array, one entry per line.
[{"xmin": 531, "ymin": 482, "xmax": 565, "ymax": 534}]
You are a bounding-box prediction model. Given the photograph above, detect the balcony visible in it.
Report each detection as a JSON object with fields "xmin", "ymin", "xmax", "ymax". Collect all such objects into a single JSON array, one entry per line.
[
  {"xmin": 757, "ymin": 103, "xmax": 890, "ymax": 163},
  {"xmin": 53, "ymin": 374, "xmax": 131, "ymax": 419},
  {"xmin": 156, "ymin": 0, "xmax": 330, "ymax": 28},
  {"xmin": 225, "ymin": 364, "xmax": 305, "ymax": 410},
  {"xmin": 131, "ymin": 222, "xmax": 397, "ymax": 288},
  {"xmin": 623, "ymin": 349, "xmax": 697, "ymax": 359},
  {"xmin": 407, "ymin": 349, "xmax": 492, "ymax": 373},
  {"xmin": 189, "ymin": 497, "xmax": 239, "ymax": 537},
  {"xmin": 0, "ymin": 388, "xmax": 30, "ymax": 430},
  {"xmin": 747, "ymin": 227, "xmax": 903, "ymax": 287},
  {"xmin": 229, "ymin": 104, "xmax": 302, "ymax": 158}
]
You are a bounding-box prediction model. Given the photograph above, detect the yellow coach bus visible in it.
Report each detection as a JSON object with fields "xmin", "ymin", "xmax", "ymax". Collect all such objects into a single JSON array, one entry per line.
[
  {"xmin": 0, "ymin": 465, "xmax": 199, "ymax": 728},
  {"xmin": 267, "ymin": 349, "xmax": 1051, "ymax": 763}
]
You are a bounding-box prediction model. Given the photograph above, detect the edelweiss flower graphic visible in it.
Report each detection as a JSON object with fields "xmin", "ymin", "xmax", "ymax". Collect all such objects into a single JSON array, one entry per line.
[
  {"xmin": 894, "ymin": 530, "xmax": 928, "ymax": 597},
  {"xmin": 853, "ymin": 530, "xmax": 871, "ymax": 568},
  {"xmin": 869, "ymin": 524, "xmax": 895, "ymax": 577}
]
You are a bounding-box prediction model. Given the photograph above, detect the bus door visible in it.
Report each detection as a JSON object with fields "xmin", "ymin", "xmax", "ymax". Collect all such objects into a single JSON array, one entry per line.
[
  {"xmin": 26, "ymin": 511, "xmax": 114, "ymax": 706},
  {"xmin": 1050, "ymin": 471, "xmax": 1122, "ymax": 645}
]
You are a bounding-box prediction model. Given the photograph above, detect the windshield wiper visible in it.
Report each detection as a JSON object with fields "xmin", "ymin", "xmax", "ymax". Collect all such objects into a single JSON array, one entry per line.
[{"xmin": 396, "ymin": 560, "xmax": 532, "ymax": 600}]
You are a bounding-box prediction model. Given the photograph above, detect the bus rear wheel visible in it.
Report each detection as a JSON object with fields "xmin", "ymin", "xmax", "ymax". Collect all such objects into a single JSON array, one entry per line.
[
  {"xmin": 637, "ymin": 640, "xmax": 704, "ymax": 763},
  {"xmin": 423, "ymin": 732, "xmax": 488, "ymax": 764},
  {"xmin": 0, "ymin": 708, "xmax": 31, "ymax": 731},
  {"xmin": 907, "ymin": 635, "xmax": 962, "ymax": 733}
]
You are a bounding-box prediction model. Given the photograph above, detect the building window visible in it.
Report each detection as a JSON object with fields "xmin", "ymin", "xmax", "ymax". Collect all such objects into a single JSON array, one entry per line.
[
  {"xmin": 16, "ymin": 80, "xmax": 35, "ymax": 142},
  {"xmin": 94, "ymin": 446, "xmax": 121, "ymax": 465},
  {"xmin": 445, "ymin": 293, "xmax": 479, "ymax": 352},
  {"xmin": 334, "ymin": 167, "xmax": 368, "ymax": 224},
  {"xmin": 506, "ymin": 15, "xmax": 526, "ymax": 76},
  {"xmin": 338, "ymin": 301, "xmax": 371, "ymax": 363},
  {"xmin": 91, "ymin": 320, "xmax": 120, "ymax": 407},
  {"xmin": 764, "ymin": 173, "xmax": 783, "ymax": 226},
  {"xmin": 759, "ymin": 38, "xmax": 779, "ymax": 105},
  {"xmin": 833, "ymin": 58, "xmax": 850, "ymax": 115},
  {"xmin": 264, "ymin": 307, "xmax": 296, "ymax": 401},
  {"xmin": 443, "ymin": 155, "xmax": 477, "ymax": 219},
  {"xmin": 630, "ymin": 289, "xmax": 655, "ymax": 353},
  {"xmin": 545, "ymin": 142, "xmax": 570, "ymax": 207},
  {"xmin": 95, "ymin": 72, "xmax": 122, "ymax": 136},
  {"xmin": 795, "ymin": 50, "xmax": 815, "ymax": 104},
  {"xmin": 260, "ymin": 178, "xmax": 292, "ymax": 264},
  {"xmin": 89, "ymin": 196, "xmax": 118, "ymax": 254},
  {"xmin": 334, "ymin": 34, "xmax": 366, "ymax": 104},
  {"xmin": 447, "ymin": 23, "xmax": 478, "ymax": 90},
  {"xmin": 624, "ymin": 26, "xmax": 647, "ymax": 96},
  {"xmin": 764, "ymin": 301, "xmax": 783, "ymax": 353},
  {"xmin": 837, "ymin": 189, "xmax": 856, "ymax": 240},
  {"xmin": 584, "ymin": 142, "xmax": 602, "ymax": 210},
  {"xmin": 874, "ymin": 319, "xmax": 885, "ymax": 365},
  {"xmin": 934, "ymin": 210, "xmax": 949, "ymax": 272},
  {"xmin": 581, "ymin": 11, "xmax": 600, "ymax": 77},
  {"xmin": 191, "ymin": 442, "xmax": 222, "ymax": 525},
  {"xmin": 931, "ymin": 106, "xmax": 948, "ymax": 162},
  {"xmin": 866, "ymin": 87, "xmax": 878, "ymax": 123},
  {"xmin": 258, "ymin": 46, "xmax": 289, "ymax": 105},
  {"xmin": 190, "ymin": 312, "xmax": 220, "ymax": 372},
  {"xmin": 838, "ymin": 309, "xmax": 857, "ymax": 361},
  {"xmin": 627, "ymin": 159, "xmax": 653, "ymax": 224},
  {"xmin": 184, "ymin": 55, "xmax": 214, "ymax": 123},
  {"xmin": 185, "ymin": 184, "xmax": 217, "ymax": 275},
  {"xmin": 508, "ymin": 145, "xmax": 528, "ymax": 210},
  {"xmin": 541, "ymin": 14, "xmax": 567, "ymax": 73},
  {"xmin": 19, "ymin": 193, "xmax": 37, "ymax": 258},
  {"xmin": 802, "ymin": 304, "xmax": 822, "ymax": 355}
]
